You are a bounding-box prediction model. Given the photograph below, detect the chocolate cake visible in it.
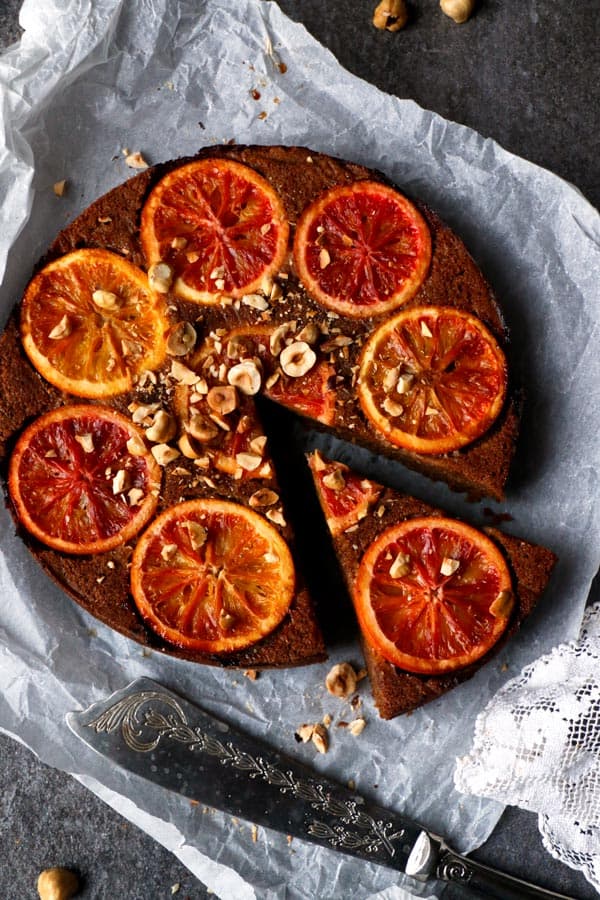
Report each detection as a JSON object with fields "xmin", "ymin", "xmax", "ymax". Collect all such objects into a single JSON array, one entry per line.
[
  {"xmin": 308, "ymin": 451, "xmax": 557, "ymax": 718},
  {"xmin": 0, "ymin": 145, "xmax": 522, "ymax": 668}
]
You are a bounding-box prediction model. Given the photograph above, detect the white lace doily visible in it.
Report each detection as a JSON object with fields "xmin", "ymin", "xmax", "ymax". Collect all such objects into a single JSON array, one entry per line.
[{"xmin": 455, "ymin": 602, "xmax": 600, "ymax": 892}]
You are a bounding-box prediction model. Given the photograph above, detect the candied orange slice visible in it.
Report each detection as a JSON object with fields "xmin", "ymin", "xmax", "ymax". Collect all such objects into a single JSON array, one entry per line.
[
  {"xmin": 293, "ymin": 181, "xmax": 431, "ymax": 318},
  {"xmin": 140, "ymin": 159, "xmax": 289, "ymax": 303},
  {"xmin": 308, "ymin": 451, "xmax": 381, "ymax": 536},
  {"xmin": 354, "ymin": 516, "xmax": 514, "ymax": 674},
  {"xmin": 20, "ymin": 249, "xmax": 168, "ymax": 398},
  {"xmin": 8, "ymin": 405, "xmax": 161, "ymax": 555},
  {"xmin": 357, "ymin": 306, "xmax": 507, "ymax": 455},
  {"xmin": 130, "ymin": 499, "xmax": 295, "ymax": 653}
]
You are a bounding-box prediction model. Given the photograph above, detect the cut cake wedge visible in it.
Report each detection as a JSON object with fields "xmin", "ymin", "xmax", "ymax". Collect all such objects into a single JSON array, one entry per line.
[{"xmin": 308, "ymin": 451, "xmax": 557, "ymax": 718}]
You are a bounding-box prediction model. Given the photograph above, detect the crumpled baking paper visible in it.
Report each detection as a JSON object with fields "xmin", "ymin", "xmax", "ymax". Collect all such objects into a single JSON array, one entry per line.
[{"xmin": 1, "ymin": 1, "xmax": 599, "ymax": 898}]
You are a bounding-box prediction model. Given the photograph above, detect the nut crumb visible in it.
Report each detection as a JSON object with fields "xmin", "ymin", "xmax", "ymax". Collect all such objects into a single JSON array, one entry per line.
[
  {"xmin": 295, "ymin": 723, "xmax": 315, "ymax": 743},
  {"xmin": 244, "ymin": 669, "xmax": 259, "ymax": 681},
  {"xmin": 53, "ymin": 179, "xmax": 67, "ymax": 197},
  {"xmin": 251, "ymin": 824, "xmax": 259, "ymax": 842},
  {"xmin": 311, "ymin": 724, "xmax": 329, "ymax": 753},
  {"xmin": 125, "ymin": 150, "xmax": 149, "ymax": 169},
  {"xmin": 348, "ymin": 717, "xmax": 366, "ymax": 736}
]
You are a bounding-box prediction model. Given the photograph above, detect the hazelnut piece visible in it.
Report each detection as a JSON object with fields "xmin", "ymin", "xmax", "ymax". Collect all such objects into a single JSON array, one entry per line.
[
  {"xmin": 325, "ymin": 662, "xmax": 358, "ymax": 698},
  {"xmin": 187, "ymin": 414, "xmax": 219, "ymax": 443},
  {"xmin": 145, "ymin": 410, "xmax": 177, "ymax": 443},
  {"xmin": 37, "ymin": 867, "xmax": 79, "ymax": 900},
  {"xmin": 167, "ymin": 321, "xmax": 197, "ymax": 356},
  {"xmin": 280, "ymin": 341, "xmax": 316, "ymax": 378},
  {"xmin": 373, "ymin": 0, "xmax": 408, "ymax": 31},
  {"xmin": 227, "ymin": 360, "xmax": 262, "ymax": 395},
  {"xmin": 148, "ymin": 262, "xmax": 174, "ymax": 294},
  {"xmin": 440, "ymin": 0, "xmax": 475, "ymax": 23},
  {"xmin": 207, "ymin": 385, "xmax": 237, "ymax": 415}
]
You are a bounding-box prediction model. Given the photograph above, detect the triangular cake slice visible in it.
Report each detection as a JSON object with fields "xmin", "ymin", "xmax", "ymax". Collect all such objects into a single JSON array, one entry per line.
[{"xmin": 308, "ymin": 451, "xmax": 556, "ymax": 718}]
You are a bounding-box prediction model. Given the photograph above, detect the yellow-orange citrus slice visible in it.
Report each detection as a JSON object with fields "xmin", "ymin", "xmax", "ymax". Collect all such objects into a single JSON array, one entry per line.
[
  {"xmin": 140, "ymin": 159, "xmax": 289, "ymax": 303},
  {"xmin": 20, "ymin": 249, "xmax": 168, "ymax": 398},
  {"xmin": 293, "ymin": 181, "xmax": 431, "ymax": 318},
  {"xmin": 8, "ymin": 405, "xmax": 161, "ymax": 555},
  {"xmin": 354, "ymin": 516, "xmax": 514, "ymax": 674},
  {"xmin": 308, "ymin": 451, "xmax": 381, "ymax": 536},
  {"xmin": 130, "ymin": 499, "xmax": 295, "ymax": 653},
  {"xmin": 357, "ymin": 306, "xmax": 507, "ymax": 454}
]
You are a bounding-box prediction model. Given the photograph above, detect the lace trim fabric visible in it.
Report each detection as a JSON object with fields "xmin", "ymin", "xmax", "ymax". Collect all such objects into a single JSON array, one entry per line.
[{"xmin": 455, "ymin": 602, "xmax": 600, "ymax": 892}]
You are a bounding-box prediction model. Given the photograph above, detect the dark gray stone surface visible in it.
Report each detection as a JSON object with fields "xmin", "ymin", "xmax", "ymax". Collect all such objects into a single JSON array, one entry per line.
[{"xmin": 0, "ymin": 1, "xmax": 598, "ymax": 898}]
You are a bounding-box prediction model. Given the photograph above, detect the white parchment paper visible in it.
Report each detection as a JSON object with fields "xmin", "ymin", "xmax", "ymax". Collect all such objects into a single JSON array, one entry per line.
[{"xmin": 1, "ymin": 1, "xmax": 599, "ymax": 898}]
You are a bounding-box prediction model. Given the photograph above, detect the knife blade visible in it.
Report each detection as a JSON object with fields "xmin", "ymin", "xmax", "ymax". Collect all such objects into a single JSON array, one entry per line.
[{"xmin": 67, "ymin": 678, "xmax": 577, "ymax": 899}]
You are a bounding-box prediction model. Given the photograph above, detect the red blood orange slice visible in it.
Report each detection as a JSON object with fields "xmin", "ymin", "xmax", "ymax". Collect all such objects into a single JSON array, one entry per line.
[
  {"xmin": 8, "ymin": 405, "xmax": 161, "ymax": 555},
  {"xmin": 354, "ymin": 516, "xmax": 514, "ymax": 674},
  {"xmin": 20, "ymin": 249, "xmax": 168, "ymax": 399},
  {"xmin": 357, "ymin": 306, "xmax": 507, "ymax": 455},
  {"xmin": 293, "ymin": 181, "xmax": 431, "ymax": 318},
  {"xmin": 140, "ymin": 159, "xmax": 289, "ymax": 303},
  {"xmin": 308, "ymin": 451, "xmax": 381, "ymax": 536},
  {"xmin": 130, "ymin": 499, "xmax": 295, "ymax": 653}
]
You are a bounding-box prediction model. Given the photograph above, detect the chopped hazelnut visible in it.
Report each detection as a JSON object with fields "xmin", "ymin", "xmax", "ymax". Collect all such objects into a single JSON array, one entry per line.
[
  {"xmin": 440, "ymin": 557, "xmax": 460, "ymax": 576},
  {"xmin": 296, "ymin": 322, "xmax": 320, "ymax": 345},
  {"xmin": 319, "ymin": 248, "xmax": 331, "ymax": 269},
  {"xmin": 312, "ymin": 724, "xmax": 329, "ymax": 753},
  {"xmin": 148, "ymin": 262, "xmax": 174, "ymax": 294},
  {"xmin": 280, "ymin": 341, "xmax": 316, "ymax": 378},
  {"xmin": 242, "ymin": 293, "xmax": 269, "ymax": 311},
  {"xmin": 128, "ymin": 487, "xmax": 144, "ymax": 506},
  {"xmin": 325, "ymin": 662, "xmax": 358, "ymax": 698},
  {"xmin": 151, "ymin": 444, "xmax": 180, "ymax": 466},
  {"xmin": 295, "ymin": 723, "xmax": 315, "ymax": 743},
  {"xmin": 112, "ymin": 468, "xmax": 129, "ymax": 494},
  {"xmin": 92, "ymin": 289, "xmax": 121, "ymax": 311},
  {"xmin": 249, "ymin": 488, "xmax": 279, "ymax": 508},
  {"xmin": 207, "ymin": 385, "xmax": 238, "ymax": 416},
  {"xmin": 389, "ymin": 552, "xmax": 410, "ymax": 578},
  {"xmin": 125, "ymin": 151, "xmax": 149, "ymax": 169},
  {"xmin": 249, "ymin": 435, "xmax": 267, "ymax": 454},
  {"xmin": 53, "ymin": 180, "xmax": 67, "ymax": 197},
  {"xmin": 322, "ymin": 469, "xmax": 345, "ymax": 492},
  {"xmin": 269, "ymin": 321, "xmax": 296, "ymax": 356},
  {"xmin": 397, "ymin": 373, "xmax": 415, "ymax": 394},
  {"xmin": 266, "ymin": 508, "xmax": 286, "ymax": 527},
  {"xmin": 161, "ymin": 543, "xmax": 178, "ymax": 561},
  {"xmin": 186, "ymin": 521, "xmax": 208, "ymax": 549},
  {"xmin": 227, "ymin": 360, "xmax": 262, "ymax": 395},
  {"xmin": 126, "ymin": 433, "xmax": 147, "ymax": 456},
  {"xmin": 167, "ymin": 321, "xmax": 197, "ymax": 356},
  {"xmin": 382, "ymin": 397, "xmax": 403, "ymax": 417},
  {"xmin": 420, "ymin": 320, "xmax": 433, "ymax": 338},
  {"xmin": 145, "ymin": 410, "xmax": 177, "ymax": 443},
  {"xmin": 347, "ymin": 717, "xmax": 366, "ymax": 736},
  {"xmin": 74, "ymin": 432, "xmax": 94, "ymax": 453},
  {"xmin": 236, "ymin": 452, "xmax": 262, "ymax": 471},
  {"xmin": 48, "ymin": 315, "xmax": 71, "ymax": 340},
  {"xmin": 187, "ymin": 414, "xmax": 219, "ymax": 443},
  {"xmin": 490, "ymin": 589, "xmax": 514, "ymax": 618}
]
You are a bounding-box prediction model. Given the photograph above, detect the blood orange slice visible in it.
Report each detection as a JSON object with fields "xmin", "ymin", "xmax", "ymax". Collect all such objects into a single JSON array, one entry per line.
[
  {"xmin": 8, "ymin": 405, "xmax": 161, "ymax": 555},
  {"xmin": 140, "ymin": 159, "xmax": 289, "ymax": 303},
  {"xmin": 293, "ymin": 181, "xmax": 431, "ymax": 318},
  {"xmin": 20, "ymin": 249, "xmax": 168, "ymax": 399},
  {"xmin": 130, "ymin": 499, "xmax": 295, "ymax": 653},
  {"xmin": 357, "ymin": 306, "xmax": 507, "ymax": 455},
  {"xmin": 354, "ymin": 516, "xmax": 514, "ymax": 675},
  {"xmin": 308, "ymin": 451, "xmax": 381, "ymax": 536}
]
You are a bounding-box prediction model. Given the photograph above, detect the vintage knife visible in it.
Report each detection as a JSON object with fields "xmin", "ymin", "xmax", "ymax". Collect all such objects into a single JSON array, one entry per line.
[{"xmin": 67, "ymin": 678, "xmax": 576, "ymax": 899}]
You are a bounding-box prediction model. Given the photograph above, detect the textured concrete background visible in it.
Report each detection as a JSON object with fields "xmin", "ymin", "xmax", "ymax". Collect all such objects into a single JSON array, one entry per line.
[{"xmin": 0, "ymin": 1, "xmax": 598, "ymax": 898}]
